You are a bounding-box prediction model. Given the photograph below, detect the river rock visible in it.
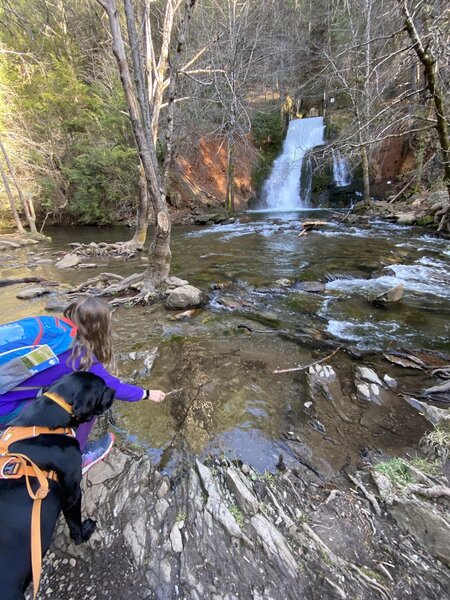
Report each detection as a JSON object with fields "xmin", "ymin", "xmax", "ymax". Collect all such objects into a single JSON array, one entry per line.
[
  {"xmin": 0, "ymin": 240, "xmax": 20, "ymax": 249},
  {"xmin": 194, "ymin": 213, "xmax": 218, "ymax": 225},
  {"xmin": 169, "ymin": 524, "xmax": 183, "ymax": 553},
  {"xmin": 372, "ymin": 283, "xmax": 404, "ymax": 306},
  {"xmin": 296, "ymin": 281, "xmax": 325, "ymax": 293},
  {"xmin": 250, "ymin": 513, "xmax": 298, "ymax": 578},
  {"xmin": 356, "ymin": 382, "xmax": 382, "ymax": 405},
  {"xmin": 275, "ymin": 278, "xmax": 292, "ymax": 288},
  {"xmin": 307, "ymin": 364, "xmax": 351, "ymax": 423},
  {"xmin": 78, "ymin": 263, "xmax": 97, "ymax": 269},
  {"xmin": 16, "ymin": 286, "xmax": 51, "ymax": 299},
  {"xmin": 356, "ymin": 366, "xmax": 385, "ymax": 388},
  {"xmin": 395, "ymin": 213, "xmax": 417, "ymax": 225},
  {"xmin": 370, "ymin": 267, "xmax": 396, "ymax": 278},
  {"xmin": 45, "ymin": 295, "xmax": 72, "ymax": 312},
  {"xmin": 226, "ymin": 467, "xmax": 259, "ymax": 516},
  {"xmin": 34, "ymin": 258, "xmax": 54, "ymax": 265},
  {"xmin": 405, "ymin": 396, "xmax": 450, "ymax": 426},
  {"xmin": 165, "ymin": 285, "xmax": 205, "ymax": 309},
  {"xmin": 383, "ymin": 374, "xmax": 397, "ymax": 389},
  {"xmin": 55, "ymin": 254, "xmax": 82, "ymax": 269},
  {"xmin": 166, "ymin": 276, "xmax": 189, "ymax": 288},
  {"xmin": 389, "ymin": 496, "xmax": 450, "ymax": 567}
]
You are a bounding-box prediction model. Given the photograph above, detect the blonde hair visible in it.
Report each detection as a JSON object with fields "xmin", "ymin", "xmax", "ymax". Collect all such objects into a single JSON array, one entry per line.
[{"xmin": 63, "ymin": 297, "xmax": 113, "ymax": 370}]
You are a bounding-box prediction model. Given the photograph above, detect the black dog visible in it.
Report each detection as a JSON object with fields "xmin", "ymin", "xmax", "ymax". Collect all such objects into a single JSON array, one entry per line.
[{"xmin": 0, "ymin": 372, "xmax": 115, "ymax": 600}]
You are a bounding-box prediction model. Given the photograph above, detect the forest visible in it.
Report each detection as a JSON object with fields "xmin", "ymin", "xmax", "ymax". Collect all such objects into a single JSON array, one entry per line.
[
  {"xmin": 0, "ymin": 2, "xmax": 449, "ymax": 600},
  {"xmin": 1, "ymin": 1, "xmax": 449, "ymax": 236}
]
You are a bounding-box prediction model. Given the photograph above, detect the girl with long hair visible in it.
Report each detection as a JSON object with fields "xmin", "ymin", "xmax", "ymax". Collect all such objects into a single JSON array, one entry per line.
[{"xmin": 0, "ymin": 297, "xmax": 166, "ymax": 473}]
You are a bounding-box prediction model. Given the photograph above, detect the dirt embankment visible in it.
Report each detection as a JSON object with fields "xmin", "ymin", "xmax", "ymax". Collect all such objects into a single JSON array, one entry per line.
[{"xmin": 170, "ymin": 136, "xmax": 258, "ymax": 224}]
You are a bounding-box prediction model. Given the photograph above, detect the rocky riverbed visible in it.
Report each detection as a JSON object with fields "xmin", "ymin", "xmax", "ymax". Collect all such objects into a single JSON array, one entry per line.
[
  {"xmin": 2, "ymin": 221, "xmax": 449, "ymax": 599},
  {"xmin": 30, "ymin": 436, "xmax": 449, "ymax": 600}
]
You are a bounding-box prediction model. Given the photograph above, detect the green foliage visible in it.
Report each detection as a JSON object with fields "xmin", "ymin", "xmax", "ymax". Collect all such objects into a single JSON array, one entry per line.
[
  {"xmin": 374, "ymin": 458, "xmax": 413, "ymax": 487},
  {"xmin": 251, "ymin": 108, "xmax": 283, "ymax": 191},
  {"xmin": 422, "ymin": 425, "xmax": 450, "ymax": 460},
  {"xmin": 65, "ymin": 145, "xmax": 139, "ymax": 224},
  {"xmin": 229, "ymin": 504, "xmax": 245, "ymax": 528},
  {"xmin": 0, "ymin": 0, "xmax": 136, "ymax": 225},
  {"xmin": 410, "ymin": 457, "xmax": 441, "ymax": 476}
]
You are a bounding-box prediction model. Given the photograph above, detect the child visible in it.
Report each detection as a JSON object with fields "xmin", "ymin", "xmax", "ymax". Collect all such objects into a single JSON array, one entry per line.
[{"xmin": 0, "ymin": 297, "xmax": 166, "ymax": 473}]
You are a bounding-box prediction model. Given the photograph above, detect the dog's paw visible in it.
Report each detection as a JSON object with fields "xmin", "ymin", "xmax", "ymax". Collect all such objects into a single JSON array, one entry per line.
[{"xmin": 72, "ymin": 518, "xmax": 97, "ymax": 545}]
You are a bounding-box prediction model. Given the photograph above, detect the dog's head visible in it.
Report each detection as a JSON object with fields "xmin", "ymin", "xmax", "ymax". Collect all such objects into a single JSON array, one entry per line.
[{"xmin": 44, "ymin": 372, "xmax": 116, "ymax": 424}]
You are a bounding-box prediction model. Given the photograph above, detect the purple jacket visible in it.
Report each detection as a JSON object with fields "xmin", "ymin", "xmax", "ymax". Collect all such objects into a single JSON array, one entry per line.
[{"xmin": 0, "ymin": 349, "xmax": 144, "ymax": 418}]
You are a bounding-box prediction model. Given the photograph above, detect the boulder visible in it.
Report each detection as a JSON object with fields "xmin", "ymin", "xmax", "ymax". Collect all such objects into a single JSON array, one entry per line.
[
  {"xmin": 395, "ymin": 213, "xmax": 417, "ymax": 225},
  {"xmin": 372, "ymin": 283, "xmax": 404, "ymax": 306},
  {"xmin": 165, "ymin": 285, "xmax": 205, "ymax": 309},
  {"xmin": 55, "ymin": 254, "xmax": 82, "ymax": 269},
  {"xmin": 16, "ymin": 286, "xmax": 51, "ymax": 300},
  {"xmin": 194, "ymin": 214, "xmax": 218, "ymax": 225}
]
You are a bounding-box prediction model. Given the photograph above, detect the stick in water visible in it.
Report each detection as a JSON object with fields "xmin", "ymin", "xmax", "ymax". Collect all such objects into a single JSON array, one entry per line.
[{"xmin": 273, "ymin": 347, "xmax": 341, "ymax": 374}]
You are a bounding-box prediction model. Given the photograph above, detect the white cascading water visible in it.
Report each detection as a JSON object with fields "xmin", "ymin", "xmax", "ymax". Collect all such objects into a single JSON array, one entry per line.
[
  {"xmin": 262, "ymin": 116, "xmax": 324, "ymax": 210},
  {"xmin": 332, "ymin": 149, "xmax": 352, "ymax": 187}
]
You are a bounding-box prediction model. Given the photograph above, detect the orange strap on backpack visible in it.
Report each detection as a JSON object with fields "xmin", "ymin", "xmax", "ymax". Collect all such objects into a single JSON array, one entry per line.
[{"xmin": 0, "ymin": 425, "xmax": 75, "ymax": 599}]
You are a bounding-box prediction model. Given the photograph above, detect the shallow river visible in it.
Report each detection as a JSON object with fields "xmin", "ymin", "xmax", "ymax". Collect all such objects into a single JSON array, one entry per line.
[{"xmin": 1, "ymin": 210, "xmax": 449, "ymax": 475}]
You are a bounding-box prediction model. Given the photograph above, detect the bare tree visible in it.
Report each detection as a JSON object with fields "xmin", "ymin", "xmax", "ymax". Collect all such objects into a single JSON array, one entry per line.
[
  {"xmin": 399, "ymin": 0, "xmax": 450, "ymax": 231},
  {"xmin": 0, "ymin": 159, "xmax": 25, "ymax": 234},
  {"xmin": 0, "ymin": 138, "xmax": 37, "ymax": 234},
  {"xmin": 95, "ymin": 0, "xmax": 196, "ymax": 298}
]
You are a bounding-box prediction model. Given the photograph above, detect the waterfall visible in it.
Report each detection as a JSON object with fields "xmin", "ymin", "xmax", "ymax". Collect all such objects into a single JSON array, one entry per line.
[
  {"xmin": 262, "ymin": 117, "xmax": 324, "ymax": 210},
  {"xmin": 332, "ymin": 149, "xmax": 352, "ymax": 187}
]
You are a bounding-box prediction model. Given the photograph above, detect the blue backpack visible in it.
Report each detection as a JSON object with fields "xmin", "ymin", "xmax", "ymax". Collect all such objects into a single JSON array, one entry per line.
[{"xmin": 0, "ymin": 316, "xmax": 77, "ymax": 394}]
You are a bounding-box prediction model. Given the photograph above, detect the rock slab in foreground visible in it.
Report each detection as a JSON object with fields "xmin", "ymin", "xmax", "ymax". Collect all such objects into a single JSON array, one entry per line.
[{"xmin": 32, "ymin": 447, "xmax": 450, "ymax": 600}]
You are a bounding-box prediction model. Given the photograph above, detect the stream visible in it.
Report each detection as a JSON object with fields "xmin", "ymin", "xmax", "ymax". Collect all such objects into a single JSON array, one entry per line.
[{"xmin": 1, "ymin": 210, "xmax": 449, "ymax": 476}]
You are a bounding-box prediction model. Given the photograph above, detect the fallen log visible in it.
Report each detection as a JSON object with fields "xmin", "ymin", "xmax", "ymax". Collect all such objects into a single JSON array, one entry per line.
[
  {"xmin": 0, "ymin": 277, "xmax": 59, "ymax": 288},
  {"xmin": 298, "ymin": 220, "xmax": 329, "ymax": 237}
]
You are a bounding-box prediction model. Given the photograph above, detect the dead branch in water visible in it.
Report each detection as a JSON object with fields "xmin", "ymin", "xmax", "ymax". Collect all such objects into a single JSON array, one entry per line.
[
  {"xmin": 273, "ymin": 347, "xmax": 341, "ymax": 374},
  {"xmin": 0, "ymin": 277, "xmax": 59, "ymax": 288}
]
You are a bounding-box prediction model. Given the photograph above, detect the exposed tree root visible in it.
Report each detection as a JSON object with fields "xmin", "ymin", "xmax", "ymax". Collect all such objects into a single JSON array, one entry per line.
[
  {"xmin": 67, "ymin": 273, "xmax": 125, "ymax": 294},
  {"xmin": 406, "ymin": 484, "xmax": 450, "ymax": 499},
  {"xmin": 67, "ymin": 271, "xmax": 160, "ymax": 306},
  {"xmin": 429, "ymin": 201, "xmax": 450, "ymax": 233},
  {"xmin": 68, "ymin": 240, "xmax": 143, "ymax": 259}
]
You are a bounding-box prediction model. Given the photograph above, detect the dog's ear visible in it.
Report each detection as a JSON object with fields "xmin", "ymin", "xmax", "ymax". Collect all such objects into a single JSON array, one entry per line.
[
  {"xmin": 72, "ymin": 389, "xmax": 97, "ymax": 423},
  {"xmin": 94, "ymin": 387, "xmax": 115, "ymax": 415}
]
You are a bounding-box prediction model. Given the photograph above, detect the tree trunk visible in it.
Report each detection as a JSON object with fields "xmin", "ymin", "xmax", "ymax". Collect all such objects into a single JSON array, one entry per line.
[
  {"xmin": 225, "ymin": 135, "xmax": 235, "ymax": 211},
  {"xmin": 0, "ymin": 161, "xmax": 26, "ymax": 234},
  {"xmin": 400, "ymin": 0, "xmax": 450, "ymax": 228},
  {"xmin": 130, "ymin": 167, "xmax": 150, "ymax": 248},
  {"xmin": 0, "ymin": 139, "xmax": 37, "ymax": 233},
  {"xmin": 361, "ymin": 146, "xmax": 371, "ymax": 207},
  {"xmin": 98, "ymin": 0, "xmax": 171, "ymax": 287}
]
